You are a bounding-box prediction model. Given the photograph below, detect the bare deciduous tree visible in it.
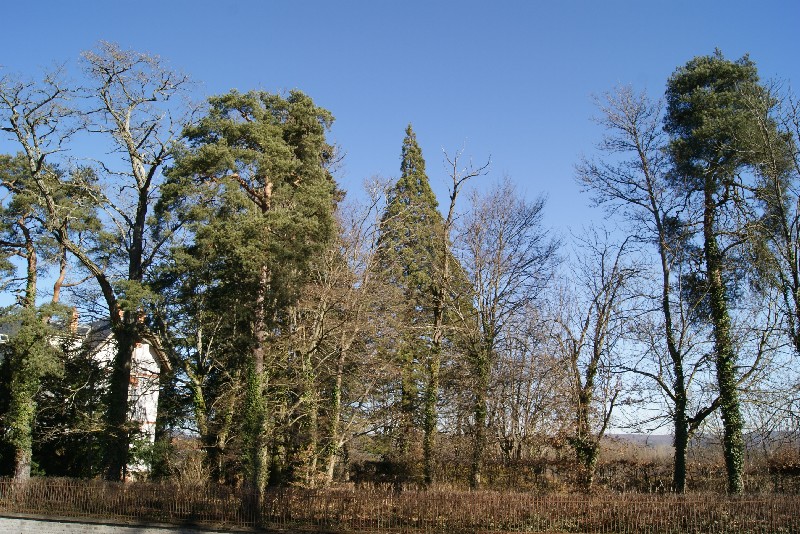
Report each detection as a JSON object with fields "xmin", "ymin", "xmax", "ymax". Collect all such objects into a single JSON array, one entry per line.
[
  {"xmin": 553, "ymin": 231, "xmax": 637, "ymax": 491},
  {"xmin": 577, "ymin": 86, "xmax": 720, "ymax": 492},
  {"xmin": 458, "ymin": 178, "xmax": 559, "ymax": 488}
]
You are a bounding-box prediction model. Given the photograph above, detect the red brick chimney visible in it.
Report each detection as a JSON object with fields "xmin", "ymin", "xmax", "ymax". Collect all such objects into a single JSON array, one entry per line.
[{"xmin": 69, "ymin": 307, "xmax": 79, "ymax": 334}]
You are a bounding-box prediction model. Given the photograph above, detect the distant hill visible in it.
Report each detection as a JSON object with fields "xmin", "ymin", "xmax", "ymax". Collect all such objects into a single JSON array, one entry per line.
[
  {"xmin": 606, "ymin": 433, "xmax": 673, "ymax": 447},
  {"xmin": 606, "ymin": 432, "xmax": 800, "ymax": 449}
]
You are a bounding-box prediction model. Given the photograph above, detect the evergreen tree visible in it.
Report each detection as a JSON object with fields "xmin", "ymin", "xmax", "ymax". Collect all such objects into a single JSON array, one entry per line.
[
  {"xmin": 165, "ymin": 89, "xmax": 338, "ymax": 491},
  {"xmin": 0, "ymin": 154, "xmax": 92, "ymax": 480},
  {"xmin": 375, "ymin": 125, "xmax": 448, "ymax": 481},
  {"xmin": 32, "ymin": 332, "xmax": 107, "ymax": 478},
  {"xmin": 664, "ymin": 51, "xmax": 776, "ymax": 494},
  {"xmin": 0, "ymin": 43, "xmax": 191, "ymax": 480},
  {"xmin": 0, "ymin": 306, "xmax": 64, "ymax": 479}
]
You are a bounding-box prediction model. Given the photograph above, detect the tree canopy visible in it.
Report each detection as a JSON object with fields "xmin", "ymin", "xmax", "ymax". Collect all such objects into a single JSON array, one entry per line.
[{"xmin": 1, "ymin": 45, "xmax": 799, "ymax": 496}]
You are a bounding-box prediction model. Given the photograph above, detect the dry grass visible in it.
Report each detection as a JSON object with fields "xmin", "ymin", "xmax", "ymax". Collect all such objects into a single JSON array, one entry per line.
[{"xmin": 0, "ymin": 477, "xmax": 798, "ymax": 532}]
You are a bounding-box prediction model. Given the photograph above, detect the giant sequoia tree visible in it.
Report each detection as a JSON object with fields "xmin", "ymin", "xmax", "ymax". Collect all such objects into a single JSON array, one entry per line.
[
  {"xmin": 375, "ymin": 125, "xmax": 449, "ymax": 481},
  {"xmin": 166, "ymin": 89, "xmax": 338, "ymax": 491}
]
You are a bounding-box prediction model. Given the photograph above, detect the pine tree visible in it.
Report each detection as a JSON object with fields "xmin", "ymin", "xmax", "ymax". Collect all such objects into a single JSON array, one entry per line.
[
  {"xmin": 664, "ymin": 51, "xmax": 777, "ymax": 494},
  {"xmin": 166, "ymin": 89, "xmax": 338, "ymax": 491},
  {"xmin": 0, "ymin": 44, "xmax": 191, "ymax": 481},
  {"xmin": 0, "ymin": 154, "xmax": 91, "ymax": 480}
]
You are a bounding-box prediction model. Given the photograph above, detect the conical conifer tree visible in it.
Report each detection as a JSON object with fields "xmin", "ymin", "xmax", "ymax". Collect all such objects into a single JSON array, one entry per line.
[{"xmin": 376, "ymin": 125, "xmax": 447, "ymax": 480}]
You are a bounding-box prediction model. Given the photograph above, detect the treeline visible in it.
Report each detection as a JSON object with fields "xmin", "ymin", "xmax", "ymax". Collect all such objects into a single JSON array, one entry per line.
[{"xmin": 0, "ymin": 44, "xmax": 799, "ymax": 495}]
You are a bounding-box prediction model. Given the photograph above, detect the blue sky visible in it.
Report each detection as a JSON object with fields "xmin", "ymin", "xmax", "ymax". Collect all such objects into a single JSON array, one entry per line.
[{"xmin": 2, "ymin": 1, "xmax": 799, "ymax": 234}]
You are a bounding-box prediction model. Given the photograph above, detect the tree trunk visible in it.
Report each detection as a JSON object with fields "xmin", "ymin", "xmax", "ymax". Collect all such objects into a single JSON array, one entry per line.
[
  {"xmin": 13, "ymin": 447, "xmax": 32, "ymax": 481},
  {"xmin": 470, "ymin": 346, "xmax": 490, "ymax": 489},
  {"xmin": 248, "ymin": 263, "xmax": 271, "ymax": 494},
  {"xmin": 306, "ymin": 401, "xmax": 319, "ymax": 486},
  {"xmin": 672, "ymin": 386, "xmax": 689, "ymax": 493},
  {"xmin": 9, "ymin": 233, "xmax": 38, "ymax": 481},
  {"xmin": 105, "ymin": 322, "xmax": 136, "ymax": 481},
  {"xmin": 397, "ymin": 344, "xmax": 417, "ymax": 466},
  {"xmin": 470, "ymin": 389, "xmax": 487, "ymax": 489},
  {"xmin": 422, "ymin": 344, "xmax": 441, "ymax": 486},
  {"xmin": 21, "ymin": 223, "xmax": 36, "ymax": 309},
  {"xmin": 573, "ymin": 389, "xmax": 599, "ymax": 491},
  {"xmin": 211, "ymin": 385, "xmax": 237, "ymax": 484},
  {"xmin": 323, "ymin": 350, "xmax": 345, "ymax": 485},
  {"xmin": 104, "ymin": 184, "xmax": 150, "ymax": 482},
  {"xmin": 704, "ymin": 185, "xmax": 744, "ymax": 494},
  {"xmin": 302, "ymin": 357, "xmax": 320, "ymax": 487},
  {"xmin": 244, "ymin": 364, "xmax": 268, "ymax": 489},
  {"xmin": 659, "ymin": 224, "xmax": 691, "ymax": 493},
  {"xmin": 151, "ymin": 363, "xmax": 176, "ymax": 479},
  {"xmin": 424, "ymin": 246, "xmax": 448, "ymax": 486},
  {"xmin": 51, "ymin": 247, "xmax": 69, "ymax": 304},
  {"xmin": 8, "ymin": 367, "xmax": 37, "ymax": 481}
]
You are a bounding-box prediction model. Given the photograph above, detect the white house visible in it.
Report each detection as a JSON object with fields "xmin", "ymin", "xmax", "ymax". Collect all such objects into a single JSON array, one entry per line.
[
  {"xmin": 77, "ymin": 317, "xmax": 170, "ymax": 477},
  {"xmin": 0, "ymin": 311, "xmax": 170, "ymax": 478},
  {"xmin": 83, "ymin": 322, "xmax": 167, "ymax": 433}
]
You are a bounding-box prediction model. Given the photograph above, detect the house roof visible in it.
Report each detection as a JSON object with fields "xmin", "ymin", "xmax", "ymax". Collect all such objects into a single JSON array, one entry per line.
[
  {"xmin": 0, "ymin": 317, "xmax": 171, "ymax": 373},
  {"xmin": 82, "ymin": 320, "xmax": 172, "ymax": 373}
]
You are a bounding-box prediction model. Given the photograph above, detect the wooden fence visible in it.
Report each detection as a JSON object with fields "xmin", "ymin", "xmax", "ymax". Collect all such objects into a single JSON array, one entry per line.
[{"xmin": 0, "ymin": 478, "xmax": 798, "ymax": 532}]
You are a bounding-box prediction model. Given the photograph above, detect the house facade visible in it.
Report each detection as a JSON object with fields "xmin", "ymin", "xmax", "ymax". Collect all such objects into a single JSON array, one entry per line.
[
  {"xmin": 80, "ymin": 319, "xmax": 169, "ymax": 477},
  {"xmin": 1, "ymin": 313, "xmax": 169, "ymax": 478}
]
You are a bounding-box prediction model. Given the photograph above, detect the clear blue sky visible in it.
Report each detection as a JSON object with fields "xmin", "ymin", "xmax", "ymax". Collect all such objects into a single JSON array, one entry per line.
[{"xmin": 2, "ymin": 1, "xmax": 799, "ymax": 233}]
